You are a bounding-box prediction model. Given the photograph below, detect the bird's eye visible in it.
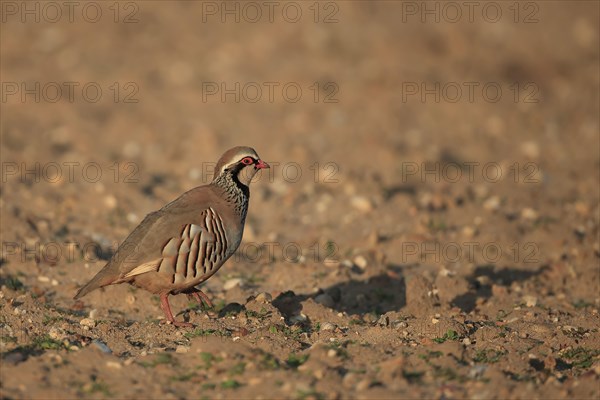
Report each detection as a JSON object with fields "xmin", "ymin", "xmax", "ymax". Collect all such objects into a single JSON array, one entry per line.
[{"xmin": 241, "ymin": 157, "xmax": 254, "ymax": 165}]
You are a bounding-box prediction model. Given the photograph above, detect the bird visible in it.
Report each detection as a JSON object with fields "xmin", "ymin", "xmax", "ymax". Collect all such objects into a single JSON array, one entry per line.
[{"xmin": 74, "ymin": 146, "xmax": 269, "ymax": 327}]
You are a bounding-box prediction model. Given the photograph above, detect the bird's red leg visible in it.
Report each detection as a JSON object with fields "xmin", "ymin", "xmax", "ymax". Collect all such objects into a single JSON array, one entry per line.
[
  {"xmin": 160, "ymin": 293, "xmax": 193, "ymax": 327},
  {"xmin": 187, "ymin": 290, "xmax": 214, "ymax": 309}
]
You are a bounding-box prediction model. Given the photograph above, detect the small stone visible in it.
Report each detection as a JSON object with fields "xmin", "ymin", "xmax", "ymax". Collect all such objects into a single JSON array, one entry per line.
[
  {"xmin": 48, "ymin": 327, "xmax": 65, "ymax": 341},
  {"xmin": 327, "ymin": 349, "xmax": 338, "ymax": 358},
  {"xmin": 289, "ymin": 313, "xmax": 308, "ymax": 324},
  {"xmin": 313, "ymin": 369, "xmax": 325, "ymax": 380},
  {"xmin": 104, "ymin": 195, "xmax": 117, "ymax": 209},
  {"xmin": 353, "ymin": 255, "xmax": 368, "ymax": 270},
  {"xmin": 89, "ymin": 309, "xmax": 98, "ymax": 319},
  {"xmin": 394, "ymin": 321, "xmax": 408, "ymax": 329},
  {"xmin": 123, "ymin": 141, "xmax": 141, "ymax": 158},
  {"xmin": 462, "ymin": 338, "xmax": 471, "ymax": 345},
  {"xmin": 126, "ymin": 294, "xmax": 136, "ymax": 305},
  {"xmin": 521, "ymin": 208, "xmax": 538, "ymax": 221},
  {"xmin": 223, "ymin": 278, "xmax": 243, "ymax": 290},
  {"xmin": 473, "ymin": 185, "xmax": 489, "ymax": 200},
  {"xmin": 351, "ymin": 196, "xmax": 373, "ymax": 212},
  {"xmin": 254, "ymin": 292, "xmax": 272, "ymax": 303},
  {"xmin": 483, "ymin": 196, "xmax": 501, "ymax": 211},
  {"xmin": 520, "ymin": 141, "xmax": 540, "ymax": 159},
  {"xmin": 469, "ymin": 365, "xmax": 487, "ymax": 379},
  {"xmin": 38, "ymin": 276, "xmax": 50, "ymax": 283},
  {"xmin": 127, "ymin": 213, "xmax": 139, "ymax": 224},
  {"xmin": 342, "ymin": 372, "xmax": 356, "ymax": 388},
  {"xmin": 106, "ymin": 361, "xmax": 122, "ymax": 369},
  {"xmin": 188, "ymin": 168, "xmax": 201, "ymax": 181},
  {"xmin": 462, "ymin": 226, "xmax": 476, "ymax": 238},
  {"xmin": 356, "ymin": 379, "xmax": 371, "ymax": 392},
  {"xmin": 248, "ymin": 377, "xmax": 262, "ymax": 386},
  {"xmin": 176, "ymin": 345, "xmax": 189, "ymax": 353},
  {"xmin": 315, "ymin": 293, "xmax": 335, "ymax": 308},
  {"xmin": 80, "ymin": 318, "xmax": 96, "ymax": 328},
  {"xmin": 91, "ymin": 339, "xmax": 111, "ymax": 354},
  {"xmin": 523, "ymin": 295, "xmax": 538, "ymax": 307},
  {"xmin": 377, "ymin": 315, "xmax": 389, "ymax": 327},
  {"xmin": 492, "ymin": 284, "xmax": 508, "ymax": 297},
  {"xmin": 321, "ymin": 322, "xmax": 336, "ymax": 331}
]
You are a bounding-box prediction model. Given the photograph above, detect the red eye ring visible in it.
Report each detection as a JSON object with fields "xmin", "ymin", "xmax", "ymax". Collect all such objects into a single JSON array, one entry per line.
[{"xmin": 241, "ymin": 157, "xmax": 254, "ymax": 165}]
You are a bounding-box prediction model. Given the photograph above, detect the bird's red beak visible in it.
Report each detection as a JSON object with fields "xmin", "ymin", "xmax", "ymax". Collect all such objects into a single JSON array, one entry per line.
[{"xmin": 255, "ymin": 159, "xmax": 270, "ymax": 169}]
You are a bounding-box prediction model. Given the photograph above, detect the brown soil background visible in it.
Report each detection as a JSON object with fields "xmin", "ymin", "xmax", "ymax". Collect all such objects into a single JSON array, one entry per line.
[{"xmin": 1, "ymin": 1, "xmax": 599, "ymax": 399}]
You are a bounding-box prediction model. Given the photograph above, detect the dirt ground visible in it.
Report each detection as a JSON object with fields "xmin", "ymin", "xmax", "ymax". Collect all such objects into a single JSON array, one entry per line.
[{"xmin": 1, "ymin": 1, "xmax": 599, "ymax": 399}]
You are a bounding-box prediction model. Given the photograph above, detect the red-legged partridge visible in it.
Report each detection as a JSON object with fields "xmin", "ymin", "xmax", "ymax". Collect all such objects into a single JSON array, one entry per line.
[{"xmin": 74, "ymin": 146, "xmax": 269, "ymax": 327}]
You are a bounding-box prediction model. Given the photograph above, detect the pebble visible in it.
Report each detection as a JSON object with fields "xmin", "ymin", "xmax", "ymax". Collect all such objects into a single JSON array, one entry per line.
[
  {"xmin": 356, "ymin": 379, "xmax": 371, "ymax": 392},
  {"xmin": 393, "ymin": 321, "xmax": 408, "ymax": 329},
  {"xmin": 79, "ymin": 318, "xmax": 96, "ymax": 328},
  {"xmin": 289, "ymin": 313, "xmax": 308, "ymax": 324},
  {"xmin": 254, "ymin": 292, "xmax": 272, "ymax": 303},
  {"xmin": 321, "ymin": 322, "xmax": 336, "ymax": 331},
  {"xmin": 573, "ymin": 18, "xmax": 595, "ymax": 47},
  {"xmin": 327, "ymin": 349, "xmax": 338, "ymax": 358},
  {"xmin": 351, "ymin": 196, "xmax": 373, "ymax": 213},
  {"xmin": 377, "ymin": 315, "xmax": 390, "ymax": 327},
  {"xmin": 521, "ymin": 208, "xmax": 538, "ymax": 221},
  {"xmin": 38, "ymin": 276, "xmax": 50, "ymax": 283},
  {"xmin": 127, "ymin": 213, "xmax": 139, "ymax": 224},
  {"xmin": 91, "ymin": 339, "xmax": 111, "ymax": 354},
  {"xmin": 315, "ymin": 293, "xmax": 335, "ymax": 308},
  {"xmin": 106, "ymin": 361, "xmax": 122, "ymax": 369},
  {"xmin": 520, "ymin": 141, "xmax": 540, "ymax": 159},
  {"xmin": 353, "ymin": 255, "xmax": 368, "ymax": 270},
  {"xmin": 483, "ymin": 196, "xmax": 501, "ymax": 211},
  {"xmin": 469, "ymin": 365, "xmax": 487, "ymax": 379},
  {"xmin": 462, "ymin": 226, "xmax": 476, "ymax": 238},
  {"xmin": 48, "ymin": 327, "xmax": 65, "ymax": 341},
  {"xmin": 89, "ymin": 309, "xmax": 98, "ymax": 319},
  {"xmin": 223, "ymin": 278, "xmax": 243, "ymax": 290},
  {"xmin": 176, "ymin": 345, "xmax": 189, "ymax": 353},
  {"xmin": 523, "ymin": 295, "xmax": 538, "ymax": 307},
  {"xmin": 473, "ymin": 185, "xmax": 489, "ymax": 200},
  {"xmin": 342, "ymin": 372, "xmax": 356, "ymax": 388},
  {"xmin": 126, "ymin": 294, "xmax": 136, "ymax": 305},
  {"xmin": 248, "ymin": 377, "xmax": 262, "ymax": 386},
  {"xmin": 123, "ymin": 141, "xmax": 141, "ymax": 158},
  {"xmin": 104, "ymin": 195, "xmax": 118, "ymax": 209}
]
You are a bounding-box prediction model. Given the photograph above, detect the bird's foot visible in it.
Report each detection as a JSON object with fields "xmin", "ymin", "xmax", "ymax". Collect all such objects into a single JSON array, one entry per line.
[
  {"xmin": 187, "ymin": 290, "xmax": 214, "ymax": 309},
  {"xmin": 160, "ymin": 293, "xmax": 194, "ymax": 328}
]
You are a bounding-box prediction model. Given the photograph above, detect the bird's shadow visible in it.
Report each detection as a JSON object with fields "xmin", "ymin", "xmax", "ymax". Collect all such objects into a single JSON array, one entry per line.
[
  {"xmin": 451, "ymin": 264, "xmax": 549, "ymax": 313},
  {"xmin": 271, "ymin": 263, "xmax": 549, "ymax": 320},
  {"xmin": 273, "ymin": 265, "xmax": 408, "ymax": 319}
]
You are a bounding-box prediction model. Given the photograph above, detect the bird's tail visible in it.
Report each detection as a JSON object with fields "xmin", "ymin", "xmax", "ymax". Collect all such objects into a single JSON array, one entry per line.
[{"xmin": 73, "ymin": 269, "xmax": 115, "ymax": 300}]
